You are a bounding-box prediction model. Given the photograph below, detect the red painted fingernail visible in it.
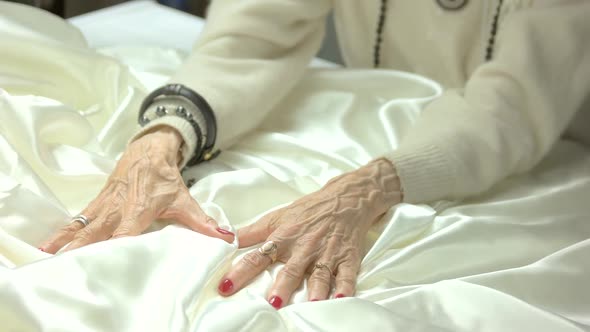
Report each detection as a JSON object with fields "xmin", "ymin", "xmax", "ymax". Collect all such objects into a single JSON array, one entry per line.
[
  {"xmin": 269, "ymin": 296, "xmax": 283, "ymax": 309},
  {"xmin": 310, "ymin": 299, "xmax": 319, "ymax": 302},
  {"xmin": 216, "ymin": 228, "xmax": 234, "ymax": 236},
  {"xmin": 335, "ymin": 293, "xmax": 345, "ymax": 299},
  {"xmin": 218, "ymin": 279, "xmax": 233, "ymax": 293}
]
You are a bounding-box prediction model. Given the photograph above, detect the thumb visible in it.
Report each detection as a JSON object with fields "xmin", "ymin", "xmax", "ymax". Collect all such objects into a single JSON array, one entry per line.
[
  {"xmin": 237, "ymin": 211, "xmax": 279, "ymax": 248},
  {"xmin": 164, "ymin": 190, "xmax": 235, "ymax": 244}
]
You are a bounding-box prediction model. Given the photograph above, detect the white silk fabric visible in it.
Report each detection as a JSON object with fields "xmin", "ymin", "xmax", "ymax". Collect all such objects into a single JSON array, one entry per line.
[{"xmin": 1, "ymin": 4, "xmax": 590, "ymax": 332}]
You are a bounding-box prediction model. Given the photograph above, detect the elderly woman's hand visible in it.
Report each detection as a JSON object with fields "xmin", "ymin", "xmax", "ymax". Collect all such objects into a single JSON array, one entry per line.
[
  {"xmin": 39, "ymin": 126, "xmax": 234, "ymax": 253},
  {"xmin": 217, "ymin": 158, "xmax": 402, "ymax": 308}
]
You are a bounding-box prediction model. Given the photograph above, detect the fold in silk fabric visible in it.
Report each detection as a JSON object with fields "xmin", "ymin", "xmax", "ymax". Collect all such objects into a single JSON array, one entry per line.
[{"xmin": 1, "ymin": 4, "xmax": 589, "ymax": 332}]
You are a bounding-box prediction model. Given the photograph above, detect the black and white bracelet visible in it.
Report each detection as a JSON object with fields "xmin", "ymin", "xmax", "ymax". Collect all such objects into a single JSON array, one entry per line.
[{"xmin": 138, "ymin": 84, "xmax": 219, "ymax": 167}]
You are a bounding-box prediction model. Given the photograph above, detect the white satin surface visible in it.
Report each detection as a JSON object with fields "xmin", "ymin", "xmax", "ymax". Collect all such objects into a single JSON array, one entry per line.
[{"xmin": 1, "ymin": 4, "xmax": 590, "ymax": 332}]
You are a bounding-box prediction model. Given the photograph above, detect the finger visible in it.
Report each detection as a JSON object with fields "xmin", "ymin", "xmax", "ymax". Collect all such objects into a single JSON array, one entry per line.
[
  {"xmin": 266, "ymin": 253, "xmax": 314, "ymax": 309},
  {"xmin": 39, "ymin": 221, "xmax": 85, "ymax": 254},
  {"xmin": 39, "ymin": 186, "xmax": 113, "ymax": 253},
  {"xmin": 307, "ymin": 261, "xmax": 335, "ymax": 302},
  {"xmin": 64, "ymin": 213, "xmax": 119, "ymax": 252},
  {"xmin": 307, "ymin": 236, "xmax": 341, "ymax": 302},
  {"xmin": 217, "ymin": 246, "xmax": 274, "ymax": 297},
  {"xmin": 333, "ymin": 260, "xmax": 361, "ymax": 299},
  {"xmin": 163, "ymin": 189, "xmax": 235, "ymax": 243},
  {"xmin": 237, "ymin": 211, "xmax": 279, "ymax": 248}
]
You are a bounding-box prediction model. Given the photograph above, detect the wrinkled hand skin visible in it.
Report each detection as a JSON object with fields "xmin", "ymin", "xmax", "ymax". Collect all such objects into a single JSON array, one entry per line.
[
  {"xmin": 218, "ymin": 158, "xmax": 402, "ymax": 308},
  {"xmin": 39, "ymin": 126, "xmax": 234, "ymax": 254}
]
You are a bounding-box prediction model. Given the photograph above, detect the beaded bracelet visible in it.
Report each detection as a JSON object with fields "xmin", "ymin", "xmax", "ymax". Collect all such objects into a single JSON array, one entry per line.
[{"xmin": 138, "ymin": 84, "xmax": 219, "ymax": 166}]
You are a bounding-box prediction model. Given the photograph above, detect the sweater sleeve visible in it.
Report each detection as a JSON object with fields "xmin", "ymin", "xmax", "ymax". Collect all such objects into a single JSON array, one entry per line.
[
  {"xmin": 132, "ymin": 0, "xmax": 332, "ymax": 168},
  {"xmin": 386, "ymin": 1, "xmax": 590, "ymax": 203}
]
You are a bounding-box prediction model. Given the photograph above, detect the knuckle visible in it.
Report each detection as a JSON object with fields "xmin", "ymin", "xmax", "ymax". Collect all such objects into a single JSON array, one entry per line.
[
  {"xmin": 205, "ymin": 217, "xmax": 217, "ymax": 226},
  {"xmin": 118, "ymin": 215, "xmax": 135, "ymax": 226},
  {"xmin": 338, "ymin": 248, "xmax": 361, "ymax": 264},
  {"xmin": 62, "ymin": 224, "xmax": 80, "ymax": 234},
  {"xmin": 296, "ymin": 233, "xmax": 322, "ymax": 248},
  {"xmin": 101, "ymin": 215, "xmax": 119, "ymax": 230},
  {"xmin": 241, "ymin": 252, "xmax": 264, "ymax": 269},
  {"xmin": 309, "ymin": 271, "xmax": 331, "ymax": 285},
  {"xmin": 337, "ymin": 276, "xmax": 356, "ymax": 288},
  {"xmin": 82, "ymin": 206, "xmax": 97, "ymax": 217},
  {"xmin": 280, "ymin": 263, "xmax": 304, "ymax": 280},
  {"xmin": 73, "ymin": 229, "xmax": 92, "ymax": 242},
  {"xmin": 346, "ymin": 254, "xmax": 361, "ymax": 266},
  {"xmin": 266, "ymin": 217, "xmax": 278, "ymax": 233},
  {"xmin": 112, "ymin": 226, "xmax": 132, "ymax": 238}
]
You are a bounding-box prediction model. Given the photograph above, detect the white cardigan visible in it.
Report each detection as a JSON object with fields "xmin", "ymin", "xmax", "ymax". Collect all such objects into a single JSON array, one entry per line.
[{"xmin": 137, "ymin": 0, "xmax": 590, "ymax": 203}]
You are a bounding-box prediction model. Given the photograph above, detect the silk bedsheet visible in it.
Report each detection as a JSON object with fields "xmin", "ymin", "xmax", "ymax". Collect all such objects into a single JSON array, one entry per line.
[{"xmin": 1, "ymin": 4, "xmax": 589, "ymax": 332}]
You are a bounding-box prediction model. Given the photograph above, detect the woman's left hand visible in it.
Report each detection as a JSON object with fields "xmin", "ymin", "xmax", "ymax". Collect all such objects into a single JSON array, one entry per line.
[
  {"xmin": 38, "ymin": 127, "xmax": 235, "ymax": 254},
  {"xmin": 217, "ymin": 158, "xmax": 402, "ymax": 309}
]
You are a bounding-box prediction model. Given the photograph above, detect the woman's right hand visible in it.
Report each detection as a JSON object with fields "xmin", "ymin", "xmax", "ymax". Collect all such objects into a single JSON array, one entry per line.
[{"xmin": 39, "ymin": 126, "xmax": 234, "ymax": 254}]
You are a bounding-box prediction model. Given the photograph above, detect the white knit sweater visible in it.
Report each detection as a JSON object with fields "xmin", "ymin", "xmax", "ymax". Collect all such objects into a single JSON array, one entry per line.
[{"xmin": 136, "ymin": 0, "xmax": 590, "ymax": 203}]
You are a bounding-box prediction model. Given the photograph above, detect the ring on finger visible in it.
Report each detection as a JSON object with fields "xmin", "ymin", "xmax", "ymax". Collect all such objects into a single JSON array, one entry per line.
[
  {"xmin": 258, "ymin": 240, "xmax": 278, "ymax": 263},
  {"xmin": 71, "ymin": 214, "xmax": 90, "ymax": 227},
  {"xmin": 312, "ymin": 262, "xmax": 334, "ymax": 277}
]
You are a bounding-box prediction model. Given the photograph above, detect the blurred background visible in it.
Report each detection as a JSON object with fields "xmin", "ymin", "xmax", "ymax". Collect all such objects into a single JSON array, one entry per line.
[{"xmin": 3, "ymin": 0, "xmax": 343, "ymax": 64}]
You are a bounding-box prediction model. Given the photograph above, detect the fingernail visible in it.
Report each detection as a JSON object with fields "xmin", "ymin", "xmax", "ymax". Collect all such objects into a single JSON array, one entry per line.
[
  {"xmin": 38, "ymin": 247, "xmax": 45, "ymax": 252},
  {"xmin": 216, "ymin": 227, "xmax": 234, "ymax": 236},
  {"xmin": 269, "ymin": 296, "xmax": 283, "ymax": 309},
  {"xmin": 335, "ymin": 293, "xmax": 345, "ymax": 299},
  {"xmin": 218, "ymin": 279, "xmax": 233, "ymax": 293},
  {"xmin": 310, "ymin": 299, "xmax": 319, "ymax": 302}
]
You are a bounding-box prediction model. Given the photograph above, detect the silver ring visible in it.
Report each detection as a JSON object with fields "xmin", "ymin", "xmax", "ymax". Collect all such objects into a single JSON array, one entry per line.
[
  {"xmin": 258, "ymin": 241, "xmax": 278, "ymax": 263},
  {"xmin": 312, "ymin": 262, "xmax": 334, "ymax": 276},
  {"xmin": 71, "ymin": 214, "xmax": 90, "ymax": 227}
]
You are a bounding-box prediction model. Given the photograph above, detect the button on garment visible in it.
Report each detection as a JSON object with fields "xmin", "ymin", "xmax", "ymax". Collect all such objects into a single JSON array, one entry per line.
[{"xmin": 436, "ymin": 0, "xmax": 468, "ymax": 10}]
